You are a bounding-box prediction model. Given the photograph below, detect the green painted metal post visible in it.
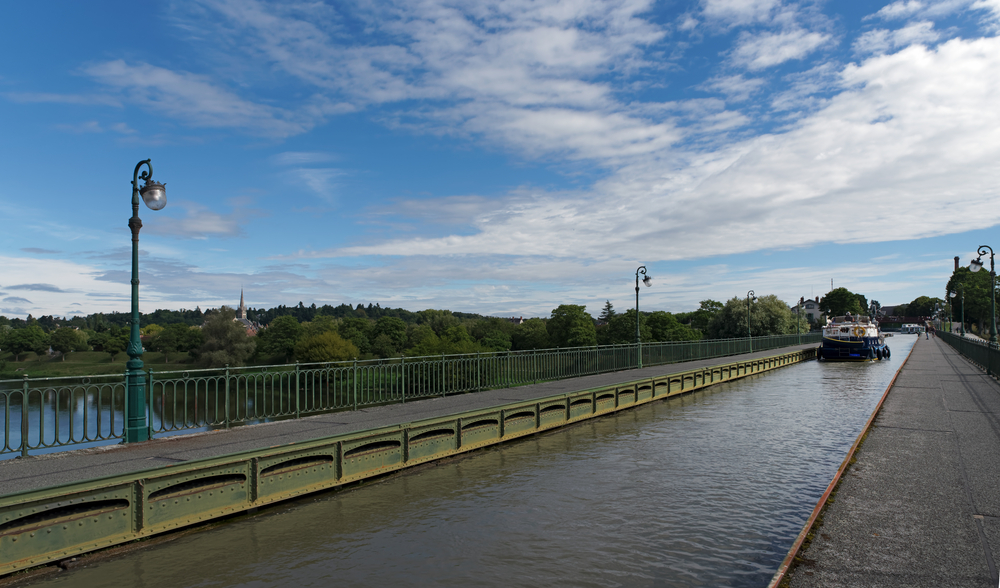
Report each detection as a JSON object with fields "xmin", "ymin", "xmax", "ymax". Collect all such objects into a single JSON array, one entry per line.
[
  {"xmin": 746, "ymin": 290, "xmax": 756, "ymax": 354},
  {"xmin": 146, "ymin": 368, "xmax": 154, "ymax": 440},
  {"xmin": 353, "ymin": 360, "xmax": 358, "ymax": 411},
  {"xmin": 295, "ymin": 362, "xmax": 300, "ymax": 419},
  {"xmin": 476, "ymin": 351, "xmax": 481, "ymax": 392},
  {"xmin": 796, "ymin": 298, "xmax": 801, "ymax": 345},
  {"xmin": 401, "ymin": 357, "xmax": 406, "ymax": 404},
  {"xmin": 20, "ymin": 375, "xmax": 29, "ymax": 458},
  {"xmin": 971, "ymin": 246, "xmax": 997, "ymax": 375},
  {"xmin": 124, "ymin": 159, "xmax": 164, "ymax": 444},
  {"xmin": 441, "ymin": 354, "xmax": 446, "ymax": 397},
  {"xmin": 224, "ymin": 365, "xmax": 231, "ymax": 429},
  {"xmin": 635, "ymin": 265, "xmax": 651, "ymax": 369}
]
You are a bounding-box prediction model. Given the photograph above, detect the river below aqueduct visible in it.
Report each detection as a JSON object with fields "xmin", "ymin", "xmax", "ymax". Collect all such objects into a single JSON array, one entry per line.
[{"xmin": 22, "ymin": 335, "xmax": 917, "ymax": 588}]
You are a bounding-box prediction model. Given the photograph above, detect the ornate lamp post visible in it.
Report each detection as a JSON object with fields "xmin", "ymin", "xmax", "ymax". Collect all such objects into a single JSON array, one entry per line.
[
  {"xmin": 960, "ymin": 286, "xmax": 965, "ymax": 337},
  {"xmin": 970, "ymin": 246, "xmax": 997, "ymax": 346},
  {"xmin": 125, "ymin": 159, "xmax": 166, "ymax": 443},
  {"xmin": 796, "ymin": 297, "xmax": 802, "ymax": 345},
  {"xmin": 635, "ymin": 265, "xmax": 652, "ymax": 368},
  {"xmin": 746, "ymin": 290, "xmax": 756, "ymax": 352},
  {"xmin": 948, "ymin": 291, "xmax": 956, "ymax": 334}
]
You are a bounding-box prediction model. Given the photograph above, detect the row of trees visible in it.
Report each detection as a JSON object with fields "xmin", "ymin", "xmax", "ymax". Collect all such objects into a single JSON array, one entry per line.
[
  {"xmin": 808, "ymin": 287, "xmax": 946, "ymax": 323},
  {"xmin": 892, "ymin": 296, "xmax": 945, "ymax": 319},
  {"xmin": 1, "ymin": 292, "xmax": 824, "ymax": 370},
  {"xmin": 0, "ymin": 302, "xmax": 483, "ymax": 335},
  {"xmin": 0, "ymin": 324, "xmax": 133, "ymax": 362},
  {"xmin": 697, "ymin": 295, "xmax": 810, "ymax": 339},
  {"xmin": 946, "ymin": 265, "xmax": 1000, "ymax": 335},
  {"xmin": 141, "ymin": 301, "xmax": 761, "ymax": 367}
]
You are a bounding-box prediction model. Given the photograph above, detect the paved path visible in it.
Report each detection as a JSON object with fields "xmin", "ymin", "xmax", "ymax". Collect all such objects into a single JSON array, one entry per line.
[
  {"xmin": 786, "ymin": 337, "xmax": 1000, "ymax": 587},
  {"xmin": 0, "ymin": 344, "xmax": 815, "ymax": 497}
]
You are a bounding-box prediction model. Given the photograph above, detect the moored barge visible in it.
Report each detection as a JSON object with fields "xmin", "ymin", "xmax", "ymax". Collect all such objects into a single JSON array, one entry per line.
[{"xmin": 818, "ymin": 314, "xmax": 890, "ymax": 361}]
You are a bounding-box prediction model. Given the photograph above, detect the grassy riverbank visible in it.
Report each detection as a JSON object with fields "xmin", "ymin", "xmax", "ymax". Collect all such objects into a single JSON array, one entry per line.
[{"xmin": 0, "ymin": 350, "xmax": 199, "ymax": 380}]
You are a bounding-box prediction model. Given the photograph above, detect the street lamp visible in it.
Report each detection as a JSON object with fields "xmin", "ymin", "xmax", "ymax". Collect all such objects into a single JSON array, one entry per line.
[
  {"xmin": 746, "ymin": 290, "xmax": 757, "ymax": 352},
  {"xmin": 959, "ymin": 286, "xmax": 965, "ymax": 337},
  {"xmin": 635, "ymin": 265, "xmax": 652, "ymax": 368},
  {"xmin": 125, "ymin": 159, "xmax": 166, "ymax": 444},
  {"xmin": 948, "ymin": 291, "xmax": 956, "ymax": 334},
  {"xmin": 796, "ymin": 297, "xmax": 803, "ymax": 345},
  {"xmin": 970, "ymin": 245, "xmax": 996, "ymax": 346}
]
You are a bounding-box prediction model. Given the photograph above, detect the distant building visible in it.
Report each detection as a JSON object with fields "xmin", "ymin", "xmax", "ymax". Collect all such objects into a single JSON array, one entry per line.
[
  {"xmin": 505, "ymin": 316, "xmax": 526, "ymax": 325},
  {"xmin": 791, "ymin": 298, "xmax": 823, "ymax": 323},
  {"xmin": 234, "ymin": 290, "xmax": 260, "ymax": 336}
]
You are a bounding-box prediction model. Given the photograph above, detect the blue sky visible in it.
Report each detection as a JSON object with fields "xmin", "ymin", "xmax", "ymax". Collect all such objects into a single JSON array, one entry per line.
[{"xmin": 1, "ymin": 0, "xmax": 999, "ymax": 320}]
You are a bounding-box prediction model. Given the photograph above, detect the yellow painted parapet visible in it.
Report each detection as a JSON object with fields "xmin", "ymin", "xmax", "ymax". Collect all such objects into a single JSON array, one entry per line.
[{"xmin": 0, "ymin": 348, "xmax": 813, "ymax": 576}]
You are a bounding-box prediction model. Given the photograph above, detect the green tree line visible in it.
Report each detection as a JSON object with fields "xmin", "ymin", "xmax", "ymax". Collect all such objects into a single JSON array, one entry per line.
[
  {"xmin": 0, "ymin": 293, "xmax": 830, "ymax": 373},
  {"xmin": 945, "ymin": 265, "xmax": 1000, "ymax": 336}
]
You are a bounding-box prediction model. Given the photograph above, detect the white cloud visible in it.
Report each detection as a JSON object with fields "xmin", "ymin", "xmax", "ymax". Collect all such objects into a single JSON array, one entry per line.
[
  {"xmin": 867, "ymin": 0, "xmax": 983, "ymax": 21},
  {"xmin": 183, "ymin": 0, "xmax": 673, "ymax": 165},
  {"xmin": 0, "ymin": 257, "xmax": 124, "ymax": 317},
  {"xmin": 0, "ymin": 253, "xmax": 338, "ymax": 319},
  {"xmin": 853, "ymin": 21, "xmax": 940, "ymax": 55},
  {"xmin": 271, "ymin": 151, "xmax": 338, "ymax": 166},
  {"xmin": 732, "ymin": 29, "xmax": 832, "ymax": 70},
  {"xmin": 701, "ymin": 0, "xmax": 782, "ymax": 25},
  {"xmin": 144, "ymin": 200, "xmax": 258, "ymax": 239},
  {"xmin": 110, "ymin": 122, "xmax": 137, "ymax": 135},
  {"xmin": 52, "ymin": 120, "xmax": 104, "ymax": 134},
  {"xmin": 770, "ymin": 62, "xmax": 839, "ymax": 113},
  {"xmin": 678, "ymin": 13, "xmax": 700, "ymax": 31},
  {"xmin": 286, "ymin": 168, "xmax": 345, "ymax": 203},
  {"xmin": 870, "ymin": 0, "xmax": 926, "ymax": 20},
  {"xmin": 9, "ymin": 1, "xmax": 1000, "ymax": 319},
  {"xmin": 973, "ymin": 0, "xmax": 1000, "ymax": 21},
  {"xmin": 284, "ymin": 36, "xmax": 1000, "ymax": 277},
  {"xmin": 3, "ymin": 91, "xmax": 121, "ymax": 107},
  {"xmin": 50, "ymin": 120, "xmax": 140, "ymax": 135},
  {"xmin": 700, "ymin": 74, "xmax": 767, "ymax": 101},
  {"xmin": 82, "ymin": 60, "xmax": 318, "ymax": 138}
]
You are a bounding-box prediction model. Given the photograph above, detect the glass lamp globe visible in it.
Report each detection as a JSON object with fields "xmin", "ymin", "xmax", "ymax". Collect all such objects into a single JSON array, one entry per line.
[
  {"xmin": 140, "ymin": 181, "xmax": 167, "ymax": 211},
  {"xmin": 970, "ymin": 258, "xmax": 984, "ymax": 273},
  {"xmin": 642, "ymin": 276, "xmax": 652, "ymax": 287}
]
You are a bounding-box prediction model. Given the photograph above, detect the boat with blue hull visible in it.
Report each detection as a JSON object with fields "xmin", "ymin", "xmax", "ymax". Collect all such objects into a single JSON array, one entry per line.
[{"xmin": 818, "ymin": 314, "xmax": 890, "ymax": 361}]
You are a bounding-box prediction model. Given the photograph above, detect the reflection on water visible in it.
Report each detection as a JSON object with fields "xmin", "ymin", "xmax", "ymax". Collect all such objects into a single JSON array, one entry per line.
[{"xmin": 26, "ymin": 336, "xmax": 916, "ymax": 588}]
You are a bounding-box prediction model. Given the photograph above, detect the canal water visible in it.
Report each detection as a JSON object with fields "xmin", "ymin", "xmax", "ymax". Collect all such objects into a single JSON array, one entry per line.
[{"xmin": 25, "ymin": 336, "xmax": 917, "ymax": 588}]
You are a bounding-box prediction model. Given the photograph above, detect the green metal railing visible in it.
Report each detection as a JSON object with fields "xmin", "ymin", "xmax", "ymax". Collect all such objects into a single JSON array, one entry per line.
[
  {"xmin": 1, "ymin": 333, "xmax": 820, "ymax": 457},
  {"xmin": 939, "ymin": 331, "xmax": 998, "ymax": 376}
]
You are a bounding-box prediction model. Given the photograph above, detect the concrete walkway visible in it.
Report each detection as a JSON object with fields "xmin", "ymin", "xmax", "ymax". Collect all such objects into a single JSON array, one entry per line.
[
  {"xmin": 787, "ymin": 337, "xmax": 1000, "ymax": 587},
  {"xmin": 0, "ymin": 344, "xmax": 815, "ymax": 497}
]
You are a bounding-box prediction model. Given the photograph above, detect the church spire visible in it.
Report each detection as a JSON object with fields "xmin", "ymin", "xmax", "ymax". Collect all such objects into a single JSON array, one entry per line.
[{"xmin": 238, "ymin": 289, "xmax": 247, "ymax": 320}]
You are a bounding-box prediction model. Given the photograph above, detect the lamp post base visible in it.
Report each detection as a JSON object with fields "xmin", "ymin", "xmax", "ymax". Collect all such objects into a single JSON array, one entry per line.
[{"xmin": 124, "ymin": 358, "xmax": 149, "ymax": 443}]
